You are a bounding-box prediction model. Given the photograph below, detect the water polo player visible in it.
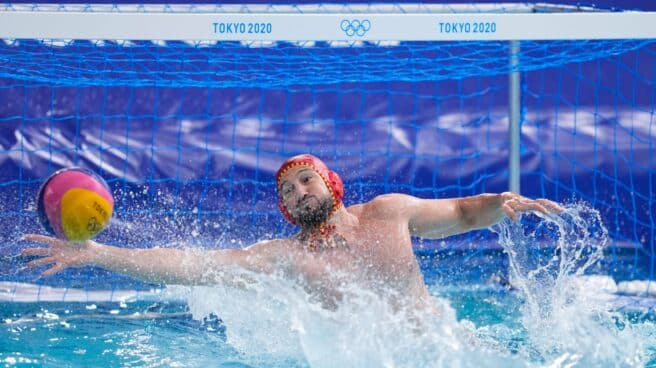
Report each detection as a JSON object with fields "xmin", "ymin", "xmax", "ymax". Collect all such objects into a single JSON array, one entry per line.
[{"xmin": 22, "ymin": 154, "xmax": 562, "ymax": 307}]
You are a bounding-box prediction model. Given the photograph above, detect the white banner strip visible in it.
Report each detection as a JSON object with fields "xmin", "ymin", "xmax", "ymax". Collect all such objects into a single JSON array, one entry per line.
[{"xmin": 1, "ymin": 12, "xmax": 655, "ymax": 41}]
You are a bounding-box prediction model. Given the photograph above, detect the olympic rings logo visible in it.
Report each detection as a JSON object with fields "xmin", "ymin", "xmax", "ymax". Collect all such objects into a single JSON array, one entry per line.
[{"xmin": 340, "ymin": 19, "xmax": 371, "ymax": 37}]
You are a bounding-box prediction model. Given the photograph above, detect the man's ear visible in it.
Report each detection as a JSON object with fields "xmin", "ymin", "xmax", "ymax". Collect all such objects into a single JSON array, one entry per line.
[{"xmin": 327, "ymin": 171, "xmax": 344, "ymax": 201}]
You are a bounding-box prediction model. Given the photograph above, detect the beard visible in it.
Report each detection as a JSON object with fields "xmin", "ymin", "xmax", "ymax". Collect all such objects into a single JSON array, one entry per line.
[{"xmin": 293, "ymin": 195, "xmax": 334, "ymax": 228}]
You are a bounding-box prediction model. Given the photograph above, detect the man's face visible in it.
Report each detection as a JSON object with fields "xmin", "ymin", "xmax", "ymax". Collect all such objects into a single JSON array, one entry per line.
[{"xmin": 279, "ymin": 166, "xmax": 334, "ymax": 227}]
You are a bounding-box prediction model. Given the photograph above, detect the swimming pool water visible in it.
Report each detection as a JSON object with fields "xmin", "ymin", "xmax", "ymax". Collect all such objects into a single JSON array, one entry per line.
[{"xmin": 2, "ymin": 283, "xmax": 655, "ymax": 368}]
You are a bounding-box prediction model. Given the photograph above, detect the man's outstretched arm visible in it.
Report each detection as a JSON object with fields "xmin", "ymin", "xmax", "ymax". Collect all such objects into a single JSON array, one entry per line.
[
  {"xmin": 375, "ymin": 192, "xmax": 563, "ymax": 239},
  {"xmin": 21, "ymin": 234, "xmax": 281, "ymax": 285}
]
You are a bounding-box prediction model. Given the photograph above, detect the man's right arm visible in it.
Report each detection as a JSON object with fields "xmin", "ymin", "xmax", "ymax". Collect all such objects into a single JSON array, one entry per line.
[{"xmin": 21, "ymin": 234, "xmax": 283, "ymax": 285}]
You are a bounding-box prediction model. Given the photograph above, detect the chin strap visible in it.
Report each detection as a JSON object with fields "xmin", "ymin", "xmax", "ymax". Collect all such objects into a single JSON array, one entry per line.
[{"xmin": 298, "ymin": 223, "xmax": 348, "ymax": 251}]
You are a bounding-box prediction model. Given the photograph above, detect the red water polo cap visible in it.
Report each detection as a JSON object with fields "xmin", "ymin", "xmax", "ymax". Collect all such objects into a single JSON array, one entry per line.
[{"xmin": 275, "ymin": 154, "xmax": 344, "ymax": 224}]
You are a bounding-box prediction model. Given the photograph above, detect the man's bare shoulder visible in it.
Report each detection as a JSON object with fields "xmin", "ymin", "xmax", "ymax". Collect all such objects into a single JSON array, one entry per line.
[{"xmin": 347, "ymin": 193, "xmax": 415, "ymax": 219}]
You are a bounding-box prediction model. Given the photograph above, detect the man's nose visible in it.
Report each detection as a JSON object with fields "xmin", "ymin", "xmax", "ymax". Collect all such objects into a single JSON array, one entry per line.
[{"xmin": 297, "ymin": 186, "xmax": 309, "ymax": 197}]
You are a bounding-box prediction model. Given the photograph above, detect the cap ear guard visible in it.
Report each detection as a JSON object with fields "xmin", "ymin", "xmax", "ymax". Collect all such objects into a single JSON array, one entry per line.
[{"xmin": 327, "ymin": 170, "xmax": 344, "ymax": 204}]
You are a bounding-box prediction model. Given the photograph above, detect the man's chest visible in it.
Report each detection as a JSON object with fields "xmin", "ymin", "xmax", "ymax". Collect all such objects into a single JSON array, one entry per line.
[
  {"xmin": 299, "ymin": 220, "xmax": 415, "ymax": 277},
  {"xmin": 345, "ymin": 217, "xmax": 412, "ymax": 256}
]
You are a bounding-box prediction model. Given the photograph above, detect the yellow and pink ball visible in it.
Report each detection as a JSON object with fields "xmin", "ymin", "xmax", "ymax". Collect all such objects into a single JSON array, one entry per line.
[{"xmin": 37, "ymin": 168, "xmax": 114, "ymax": 241}]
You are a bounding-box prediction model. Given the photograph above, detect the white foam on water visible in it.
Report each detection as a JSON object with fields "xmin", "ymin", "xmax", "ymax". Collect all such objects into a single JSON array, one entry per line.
[
  {"xmin": 182, "ymin": 272, "xmax": 521, "ymax": 368},
  {"xmin": 617, "ymin": 280, "xmax": 656, "ymax": 297}
]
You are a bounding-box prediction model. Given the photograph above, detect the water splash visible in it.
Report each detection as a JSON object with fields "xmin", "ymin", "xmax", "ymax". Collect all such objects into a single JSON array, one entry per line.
[
  {"xmin": 178, "ymin": 202, "xmax": 654, "ymax": 367},
  {"xmin": 182, "ymin": 268, "xmax": 520, "ymax": 368},
  {"xmin": 491, "ymin": 202, "xmax": 652, "ymax": 367}
]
